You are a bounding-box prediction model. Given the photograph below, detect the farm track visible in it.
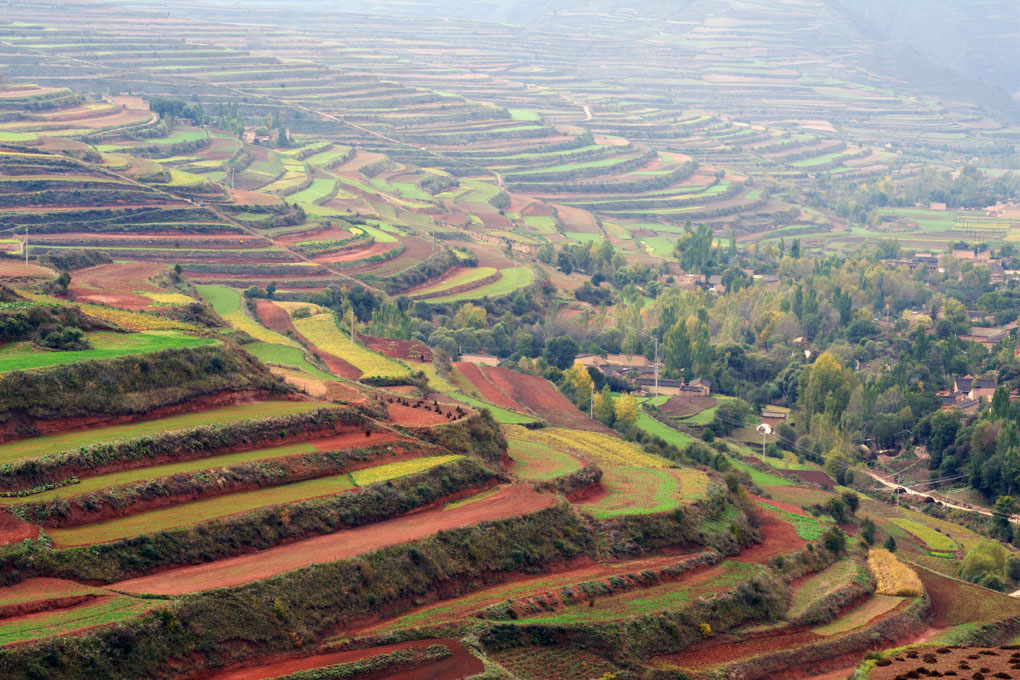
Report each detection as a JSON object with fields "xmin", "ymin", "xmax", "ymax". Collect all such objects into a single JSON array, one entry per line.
[{"xmin": 113, "ymin": 484, "xmax": 555, "ymax": 595}]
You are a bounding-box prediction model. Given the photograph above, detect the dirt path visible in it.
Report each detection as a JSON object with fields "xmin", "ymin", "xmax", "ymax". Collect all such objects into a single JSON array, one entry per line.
[
  {"xmin": 198, "ymin": 639, "xmax": 481, "ymax": 680},
  {"xmin": 114, "ymin": 485, "xmax": 555, "ymax": 595},
  {"xmin": 862, "ymin": 470, "xmax": 1002, "ymax": 518}
]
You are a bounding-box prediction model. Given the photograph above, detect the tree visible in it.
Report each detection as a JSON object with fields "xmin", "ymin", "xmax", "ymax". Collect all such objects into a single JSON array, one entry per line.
[
  {"xmin": 798, "ymin": 351, "xmax": 856, "ymax": 420},
  {"xmin": 544, "ymin": 336, "xmax": 579, "ymax": 370},
  {"xmin": 614, "ymin": 393, "xmax": 640, "ymax": 429},
  {"xmin": 860, "ymin": 517, "xmax": 876, "ymax": 545},
  {"xmin": 593, "ymin": 385, "xmax": 615, "ymax": 426},
  {"xmin": 884, "ymin": 535, "xmax": 897, "ymax": 553},
  {"xmin": 454, "ymin": 303, "xmax": 487, "ymax": 330},
  {"xmin": 55, "ymin": 271, "xmax": 71, "ymax": 293},
  {"xmin": 692, "ymin": 321, "xmax": 713, "ymax": 377},
  {"xmin": 562, "ymin": 361, "xmax": 594, "ymax": 405},
  {"xmin": 664, "ymin": 319, "xmax": 691, "ymax": 376},
  {"xmin": 960, "ymin": 539, "xmax": 1008, "ymax": 585}
]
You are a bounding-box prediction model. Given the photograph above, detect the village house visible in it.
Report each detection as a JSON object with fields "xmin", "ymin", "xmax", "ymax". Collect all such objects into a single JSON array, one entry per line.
[{"xmin": 939, "ymin": 374, "xmax": 999, "ymax": 414}]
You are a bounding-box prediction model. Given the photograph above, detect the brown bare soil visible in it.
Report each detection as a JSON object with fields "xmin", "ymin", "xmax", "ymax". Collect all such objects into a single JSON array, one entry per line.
[
  {"xmin": 659, "ymin": 395, "xmax": 717, "ymax": 418},
  {"xmin": 870, "ymin": 647, "xmax": 1020, "ymax": 680},
  {"xmin": 0, "ymin": 261, "xmax": 56, "ymax": 280},
  {"xmin": 362, "ymin": 336, "xmax": 431, "ymax": 362},
  {"xmin": 316, "ymin": 241, "xmax": 395, "ymax": 264},
  {"xmin": 751, "ymin": 494, "xmax": 810, "ymax": 517},
  {"xmin": 790, "ymin": 470, "xmax": 837, "ymax": 489},
  {"xmin": 254, "ymin": 300, "xmax": 361, "ymax": 379},
  {"xmin": 453, "ymin": 363, "xmax": 522, "ymax": 411},
  {"xmin": 739, "ymin": 511, "xmax": 807, "ymax": 564},
  {"xmin": 197, "ymin": 640, "xmax": 481, "ymax": 680},
  {"xmin": 386, "ymin": 401, "xmax": 458, "ymax": 426},
  {"xmin": 0, "ymin": 508, "xmax": 40, "ymax": 545},
  {"xmin": 114, "ymin": 484, "xmax": 555, "ymax": 595},
  {"xmin": 68, "ymin": 261, "xmax": 168, "ymax": 310},
  {"xmin": 481, "ymin": 366, "xmax": 613, "ymax": 433}
]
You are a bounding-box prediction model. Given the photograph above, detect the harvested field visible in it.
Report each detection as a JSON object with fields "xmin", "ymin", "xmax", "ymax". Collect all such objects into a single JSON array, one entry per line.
[
  {"xmin": 491, "ymin": 647, "xmax": 621, "ymax": 680},
  {"xmin": 453, "ymin": 362, "xmax": 522, "ymax": 411},
  {"xmin": 659, "ymin": 395, "xmax": 717, "ymax": 418},
  {"xmin": 737, "ymin": 510, "xmax": 807, "ymax": 564},
  {"xmin": 67, "ymin": 262, "xmax": 169, "ymax": 310},
  {"xmin": 202, "ymin": 640, "xmax": 482, "ymax": 680},
  {"xmin": 114, "ymin": 484, "xmax": 556, "ymax": 595},
  {"xmin": 0, "ymin": 578, "xmax": 102, "ymax": 619},
  {"xmin": 480, "ymin": 366, "xmax": 611, "ymax": 432},
  {"xmin": 868, "ymin": 646, "xmax": 1020, "ymax": 679},
  {"xmin": 790, "ymin": 469, "xmax": 837, "ymax": 489},
  {"xmin": 812, "ymin": 595, "xmax": 906, "ymax": 636},
  {"xmin": 513, "ymin": 561, "xmax": 764, "ymax": 625},
  {"xmin": 386, "ymin": 400, "xmax": 457, "ymax": 426},
  {"xmin": 914, "ymin": 564, "xmax": 1020, "ymax": 628},
  {"xmin": 362, "ymin": 335, "xmax": 432, "ymax": 362}
]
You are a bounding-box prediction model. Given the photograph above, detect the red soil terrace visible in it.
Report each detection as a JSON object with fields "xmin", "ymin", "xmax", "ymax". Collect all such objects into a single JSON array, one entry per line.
[
  {"xmin": 114, "ymin": 484, "xmax": 555, "ymax": 595},
  {"xmin": 199, "ymin": 640, "xmax": 482, "ymax": 680}
]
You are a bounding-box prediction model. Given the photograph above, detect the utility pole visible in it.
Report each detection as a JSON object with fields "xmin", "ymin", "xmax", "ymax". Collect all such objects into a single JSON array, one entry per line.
[{"xmin": 654, "ymin": 337, "xmax": 659, "ymax": 399}]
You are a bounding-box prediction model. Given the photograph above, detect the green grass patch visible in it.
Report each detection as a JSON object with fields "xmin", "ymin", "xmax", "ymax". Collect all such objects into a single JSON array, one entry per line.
[
  {"xmin": 412, "ymin": 267, "xmax": 497, "ymax": 297},
  {"xmin": 508, "ymin": 438, "xmax": 582, "ymax": 481},
  {"xmin": 244, "ymin": 342, "xmax": 338, "ymax": 382},
  {"xmin": 450, "ymin": 393, "xmax": 535, "ymax": 424},
  {"xmin": 0, "ymin": 331, "xmax": 215, "ymax": 373},
  {"xmin": 0, "ymin": 401, "xmax": 330, "ymax": 464},
  {"xmin": 755, "ymin": 499, "xmax": 824, "ymax": 539},
  {"xmin": 508, "ymin": 109, "xmax": 541, "ymax": 121},
  {"xmin": 0, "ymin": 595, "xmax": 155, "ymax": 645},
  {"xmin": 579, "ymin": 465, "xmax": 708, "ymax": 518},
  {"xmin": 890, "ymin": 518, "xmax": 959, "ymax": 552},
  {"xmin": 633, "ymin": 410, "xmax": 694, "ymax": 449},
  {"xmin": 514, "ymin": 561, "xmax": 762, "ymax": 624},
  {"xmin": 428, "ymin": 267, "xmax": 534, "ymax": 303},
  {"xmin": 1, "ymin": 441, "xmax": 322, "ymax": 504},
  {"xmin": 50, "ymin": 455, "xmax": 461, "ymax": 546}
]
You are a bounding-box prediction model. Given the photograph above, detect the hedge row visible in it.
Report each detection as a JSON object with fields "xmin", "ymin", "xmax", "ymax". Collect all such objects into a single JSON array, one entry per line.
[
  {"xmin": 13, "ymin": 441, "xmax": 435, "ymax": 527},
  {"xmin": 2, "ymin": 457, "xmax": 502, "ymax": 584},
  {"xmin": 0, "ymin": 345, "xmax": 289, "ymax": 424},
  {"xmin": 0, "ymin": 503, "xmax": 595, "ymax": 679}
]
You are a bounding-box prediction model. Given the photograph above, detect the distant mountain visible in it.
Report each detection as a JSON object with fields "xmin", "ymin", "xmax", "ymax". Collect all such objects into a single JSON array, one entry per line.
[{"xmin": 834, "ymin": 0, "xmax": 1020, "ymax": 99}]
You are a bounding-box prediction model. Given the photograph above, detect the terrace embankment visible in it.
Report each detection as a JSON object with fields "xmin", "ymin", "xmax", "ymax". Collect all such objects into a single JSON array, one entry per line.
[
  {"xmin": 0, "ymin": 346, "xmax": 291, "ymax": 443},
  {"xmin": 114, "ymin": 482, "xmax": 552, "ymax": 595},
  {"xmin": 195, "ymin": 639, "xmax": 482, "ymax": 680}
]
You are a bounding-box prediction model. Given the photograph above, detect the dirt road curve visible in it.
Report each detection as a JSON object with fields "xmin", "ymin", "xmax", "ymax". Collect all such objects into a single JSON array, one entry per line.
[
  {"xmin": 862, "ymin": 470, "xmax": 999, "ymax": 518},
  {"xmin": 114, "ymin": 485, "xmax": 555, "ymax": 595}
]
